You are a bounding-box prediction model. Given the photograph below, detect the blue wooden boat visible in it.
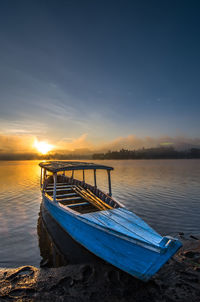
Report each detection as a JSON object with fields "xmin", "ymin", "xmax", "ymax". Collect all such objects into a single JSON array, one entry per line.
[{"xmin": 39, "ymin": 161, "xmax": 182, "ymax": 281}]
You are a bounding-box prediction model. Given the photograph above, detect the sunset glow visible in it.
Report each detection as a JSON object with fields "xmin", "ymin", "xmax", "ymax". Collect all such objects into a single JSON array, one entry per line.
[
  {"xmin": 0, "ymin": 1, "xmax": 199, "ymax": 159},
  {"xmin": 34, "ymin": 140, "xmax": 53, "ymax": 155}
]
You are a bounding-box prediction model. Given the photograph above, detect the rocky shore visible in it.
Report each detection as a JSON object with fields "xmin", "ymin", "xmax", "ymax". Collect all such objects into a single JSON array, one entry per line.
[{"xmin": 0, "ymin": 236, "xmax": 200, "ymax": 302}]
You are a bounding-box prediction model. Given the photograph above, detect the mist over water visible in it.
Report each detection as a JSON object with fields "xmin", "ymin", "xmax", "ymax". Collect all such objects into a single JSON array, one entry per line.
[{"xmin": 0, "ymin": 159, "xmax": 200, "ymax": 268}]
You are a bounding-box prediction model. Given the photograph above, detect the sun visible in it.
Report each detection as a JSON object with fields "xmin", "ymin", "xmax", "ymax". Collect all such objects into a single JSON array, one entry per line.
[{"xmin": 34, "ymin": 139, "xmax": 53, "ymax": 155}]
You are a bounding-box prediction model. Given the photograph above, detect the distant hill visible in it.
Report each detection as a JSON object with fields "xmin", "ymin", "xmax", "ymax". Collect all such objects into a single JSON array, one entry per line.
[
  {"xmin": 1, "ymin": 147, "xmax": 200, "ymax": 160},
  {"xmin": 92, "ymin": 147, "xmax": 200, "ymax": 160}
]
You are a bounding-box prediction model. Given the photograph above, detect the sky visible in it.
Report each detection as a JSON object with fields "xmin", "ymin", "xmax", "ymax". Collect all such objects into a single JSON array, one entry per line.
[{"xmin": 0, "ymin": 0, "xmax": 200, "ymax": 154}]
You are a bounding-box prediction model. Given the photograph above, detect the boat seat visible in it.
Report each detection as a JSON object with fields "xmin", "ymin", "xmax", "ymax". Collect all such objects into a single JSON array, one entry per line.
[
  {"xmin": 46, "ymin": 188, "xmax": 74, "ymax": 192},
  {"xmin": 58, "ymin": 196, "xmax": 82, "ymax": 202},
  {"xmin": 56, "ymin": 193, "xmax": 77, "ymax": 198},
  {"xmin": 46, "ymin": 185, "xmax": 73, "ymax": 189},
  {"xmin": 67, "ymin": 202, "xmax": 89, "ymax": 207},
  {"xmin": 56, "ymin": 192, "xmax": 77, "ymax": 198},
  {"xmin": 46, "ymin": 188, "xmax": 73, "ymax": 193},
  {"xmin": 48, "ymin": 182, "xmax": 68, "ymax": 185}
]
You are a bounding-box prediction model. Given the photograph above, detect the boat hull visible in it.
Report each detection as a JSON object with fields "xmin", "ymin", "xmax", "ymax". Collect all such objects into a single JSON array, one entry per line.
[{"xmin": 43, "ymin": 195, "xmax": 182, "ymax": 281}]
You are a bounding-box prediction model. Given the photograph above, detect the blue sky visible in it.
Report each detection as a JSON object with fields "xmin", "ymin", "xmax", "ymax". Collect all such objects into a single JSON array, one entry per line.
[{"xmin": 0, "ymin": 0, "xmax": 200, "ymax": 152}]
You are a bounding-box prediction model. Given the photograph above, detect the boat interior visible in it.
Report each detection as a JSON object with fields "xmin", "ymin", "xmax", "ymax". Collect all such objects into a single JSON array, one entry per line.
[{"xmin": 44, "ymin": 174, "xmax": 120, "ymax": 214}]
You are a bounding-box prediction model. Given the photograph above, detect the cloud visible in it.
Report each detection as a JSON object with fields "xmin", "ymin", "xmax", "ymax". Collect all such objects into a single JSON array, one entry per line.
[
  {"xmin": 0, "ymin": 131, "xmax": 200, "ymax": 156},
  {"xmin": 98, "ymin": 135, "xmax": 200, "ymax": 151},
  {"xmin": 56, "ymin": 133, "xmax": 200, "ymax": 152},
  {"xmin": 56, "ymin": 133, "xmax": 94, "ymax": 151},
  {"xmin": 0, "ymin": 133, "xmax": 36, "ymax": 153},
  {"xmin": 0, "ymin": 119, "xmax": 47, "ymax": 136}
]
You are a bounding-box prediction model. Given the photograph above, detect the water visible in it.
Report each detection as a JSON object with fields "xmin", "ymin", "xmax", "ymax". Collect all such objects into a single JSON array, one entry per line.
[{"xmin": 0, "ymin": 159, "xmax": 200, "ymax": 268}]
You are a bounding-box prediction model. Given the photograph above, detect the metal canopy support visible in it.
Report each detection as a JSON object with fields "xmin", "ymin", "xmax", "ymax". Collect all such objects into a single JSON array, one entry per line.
[
  {"xmin": 53, "ymin": 173, "xmax": 57, "ymax": 202},
  {"xmin": 107, "ymin": 170, "xmax": 112, "ymax": 196},
  {"xmin": 71, "ymin": 170, "xmax": 74, "ymax": 179},
  {"xmin": 83, "ymin": 169, "xmax": 85, "ymax": 182},
  {"xmin": 40, "ymin": 167, "xmax": 43, "ymax": 188},
  {"xmin": 42, "ymin": 169, "xmax": 46, "ymax": 192},
  {"xmin": 94, "ymin": 169, "xmax": 97, "ymax": 188}
]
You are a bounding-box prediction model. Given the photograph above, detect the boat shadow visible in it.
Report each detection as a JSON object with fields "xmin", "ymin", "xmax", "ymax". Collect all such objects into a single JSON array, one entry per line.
[
  {"xmin": 37, "ymin": 203, "xmax": 147, "ymax": 288},
  {"xmin": 37, "ymin": 202, "xmax": 110, "ymax": 268}
]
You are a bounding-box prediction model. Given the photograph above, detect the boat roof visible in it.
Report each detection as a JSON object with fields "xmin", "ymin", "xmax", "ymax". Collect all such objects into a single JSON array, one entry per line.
[{"xmin": 39, "ymin": 161, "xmax": 114, "ymax": 173}]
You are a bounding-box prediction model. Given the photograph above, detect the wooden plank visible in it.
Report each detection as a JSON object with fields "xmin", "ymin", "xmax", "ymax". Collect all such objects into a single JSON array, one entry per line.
[
  {"xmin": 86, "ymin": 188, "xmax": 112, "ymax": 210},
  {"xmin": 46, "ymin": 188, "xmax": 72, "ymax": 193},
  {"xmin": 74, "ymin": 186, "xmax": 107, "ymax": 211},
  {"xmin": 58, "ymin": 196, "xmax": 82, "ymax": 202},
  {"xmin": 56, "ymin": 193, "xmax": 76, "ymax": 198},
  {"xmin": 46, "ymin": 188, "xmax": 74, "ymax": 192},
  {"xmin": 67, "ymin": 202, "xmax": 89, "ymax": 207},
  {"xmin": 47, "ymin": 184, "xmax": 73, "ymax": 188},
  {"xmin": 56, "ymin": 192, "xmax": 77, "ymax": 198}
]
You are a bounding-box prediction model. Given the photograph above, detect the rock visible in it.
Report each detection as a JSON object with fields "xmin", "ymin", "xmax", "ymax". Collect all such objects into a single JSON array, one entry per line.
[
  {"xmin": 80, "ymin": 264, "xmax": 94, "ymax": 281},
  {"xmin": 1, "ymin": 239, "xmax": 200, "ymax": 302}
]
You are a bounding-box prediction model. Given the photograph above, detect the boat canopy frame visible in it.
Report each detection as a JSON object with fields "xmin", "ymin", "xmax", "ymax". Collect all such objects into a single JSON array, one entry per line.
[
  {"xmin": 39, "ymin": 161, "xmax": 114, "ymax": 201},
  {"xmin": 39, "ymin": 161, "xmax": 113, "ymax": 173}
]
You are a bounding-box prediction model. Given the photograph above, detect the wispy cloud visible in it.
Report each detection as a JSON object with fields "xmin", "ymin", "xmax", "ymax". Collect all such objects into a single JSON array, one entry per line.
[
  {"xmin": 38, "ymin": 100, "xmax": 87, "ymax": 127},
  {"xmin": 0, "ymin": 119, "xmax": 47, "ymax": 136},
  {"xmin": 57, "ymin": 133, "xmax": 93, "ymax": 151}
]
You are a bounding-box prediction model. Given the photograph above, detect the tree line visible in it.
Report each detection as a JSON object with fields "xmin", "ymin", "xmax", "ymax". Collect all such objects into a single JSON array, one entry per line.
[{"xmin": 92, "ymin": 147, "xmax": 200, "ymax": 160}]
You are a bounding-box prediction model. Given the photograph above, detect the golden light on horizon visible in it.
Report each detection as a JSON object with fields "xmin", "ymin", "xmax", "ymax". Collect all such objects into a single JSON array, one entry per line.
[{"xmin": 34, "ymin": 139, "xmax": 53, "ymax": 155}]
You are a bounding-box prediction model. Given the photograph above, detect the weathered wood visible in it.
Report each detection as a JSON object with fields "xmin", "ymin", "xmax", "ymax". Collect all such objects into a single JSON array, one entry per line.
[
  {"xmin": 46, "ymin": 187, "xmax": 72, "ymax": 193},
  {"xmin": 56, "ymin": 192, "xmax": 77, "ymax": 198},
  {"xmin": 58, "ymin": 196, "xmax": 82, "ymax": 202},
  {"xmin": 47, "ymin": 184, "xmax": 73, "ymax": 189},
  {"xmin": 74, "ymin": 186, "xmax": 103, "ymax": 210},
  {"xmin": 74, "ymin": 186, "xmax": 109, "ymax": 211},
  {"xmin": 67, "ymin": 202, "xmax": 89, "ymax": 207},
  {"xmin": 86, "ymin": 188, "xmax": 112, "ymax": 210},
  {"xmin": 56, "ymin": 193, "xmax": 77, "ymax": 198}
]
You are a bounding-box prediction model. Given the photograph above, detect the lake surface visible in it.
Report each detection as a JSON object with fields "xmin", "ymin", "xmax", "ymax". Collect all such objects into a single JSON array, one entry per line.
[{"xmin": 0, "ymin": 159, "xmax": 200, "ymax": 268}]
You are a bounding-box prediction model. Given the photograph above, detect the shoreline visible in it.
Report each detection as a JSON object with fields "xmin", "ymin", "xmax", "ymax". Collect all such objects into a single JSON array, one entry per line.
[
  {"xmin": 1, "ymin": 236, "xmax": 200, "ymax": 301},
  {"xmin": 1, "ymin": 158, "xmax": 200, "ymax": 161}
]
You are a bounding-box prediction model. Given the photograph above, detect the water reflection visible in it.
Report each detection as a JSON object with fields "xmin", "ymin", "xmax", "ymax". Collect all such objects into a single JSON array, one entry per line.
[
  {"xmin": 0, "ymin": 159, "xmax": 200, "ymax": 267},
  {"xmin": 38, "ymin": 203, "xmax": 103, "ymax": 268}
]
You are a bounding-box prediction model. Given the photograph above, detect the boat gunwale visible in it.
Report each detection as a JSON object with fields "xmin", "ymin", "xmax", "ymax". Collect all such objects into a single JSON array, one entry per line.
[{"xmin": 43, "ymin": 176, "xmax": 124, "ymax": 209}]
